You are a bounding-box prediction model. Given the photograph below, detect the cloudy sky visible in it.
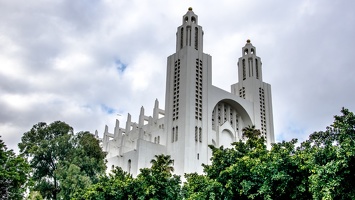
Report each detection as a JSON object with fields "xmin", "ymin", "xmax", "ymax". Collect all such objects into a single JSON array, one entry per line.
[{"xmin": 1, "ymin": 0, "xmax": 355, "ymax": 152}]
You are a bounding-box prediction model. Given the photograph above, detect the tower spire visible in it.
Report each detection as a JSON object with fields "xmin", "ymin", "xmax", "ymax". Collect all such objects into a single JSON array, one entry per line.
[
  {"xmin": 175, "ymin": 7, "xmax": 204, "ymax": 52},
  {"xmin": 238, "ymin": 39, "xmax": 263, "ymax": 81}
]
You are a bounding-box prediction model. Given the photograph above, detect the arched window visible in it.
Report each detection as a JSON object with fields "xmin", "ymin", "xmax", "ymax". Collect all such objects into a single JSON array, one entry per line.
[{"xmin": 191, "ymin": 16, "xmax": 196, "ymax": 23}]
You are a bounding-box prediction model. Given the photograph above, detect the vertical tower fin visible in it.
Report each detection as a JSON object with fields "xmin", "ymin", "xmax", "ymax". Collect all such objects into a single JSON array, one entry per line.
[
  {"xmin": 114, "ymin": 119, "xmax": 120, "ymax": 138},
  {"xmin": 153, "ymin": 99, "xmax": 159, "ymax": 120}
]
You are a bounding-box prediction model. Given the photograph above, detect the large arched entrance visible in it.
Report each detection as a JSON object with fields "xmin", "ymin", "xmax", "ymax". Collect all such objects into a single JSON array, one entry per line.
[{"xmin": 211, "ymin": 99, "xmax": 253, "ymax": 147}]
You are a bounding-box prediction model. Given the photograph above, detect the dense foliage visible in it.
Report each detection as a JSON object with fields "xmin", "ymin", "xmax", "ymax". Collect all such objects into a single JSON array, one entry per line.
[
  {"xmin": 0, "ymin": 137, "xmax": 30, "ymax": 199},
  {"xmin": 182, "ymin": 108, "xmax": 355, "ymax": 200},
  {"xmin": 79, "ymin": 154, "xmax": 181, "ymax": 200},
  {"xmin": 3, "ymin": 108, "xmax": 355, "ymax": 199},
  {"xmin": 18, "ymin": 121, "xmax": 107, "ymax": 199}
]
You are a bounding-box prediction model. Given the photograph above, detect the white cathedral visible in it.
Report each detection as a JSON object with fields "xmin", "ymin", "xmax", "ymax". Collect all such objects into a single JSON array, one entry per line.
[{"xmin": 100, "ymin": 8, "xmax": 275, "ymax": 177}]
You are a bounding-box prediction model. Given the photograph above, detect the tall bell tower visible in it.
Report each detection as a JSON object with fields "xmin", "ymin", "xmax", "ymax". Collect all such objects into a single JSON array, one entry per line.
[{"xmin": 165, "ymin": 7, "xmax": 212, "ymax": 175}]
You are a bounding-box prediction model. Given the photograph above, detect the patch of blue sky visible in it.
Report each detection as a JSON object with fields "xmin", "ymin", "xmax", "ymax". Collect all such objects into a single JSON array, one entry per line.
[
  {"xmin": 114, "ymin": 59, "xmax": 127, "ymax": 73},
  {"xmin": 100, "ymin": 104, "xmax": 116, "ymax": 114},
  {"xmin": 277, "ymin": 124, "xmax": 307, "ymax": 142}
]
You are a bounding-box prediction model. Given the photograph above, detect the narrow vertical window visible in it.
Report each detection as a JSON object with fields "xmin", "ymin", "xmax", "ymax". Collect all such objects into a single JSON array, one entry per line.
[
  {"xmin": 189, "ymin": 27, "xmax": 192, "ymax": 46},
  {"xmin": 172, "ymin": 128, "xmax": 175, "ymax": 143},
  {"xmin": 212, "ymin": 110, "xmax": 215, "ymax": 128},
  {"xmin": 180, "ymin": 28, "xmax": 184, "ymax": 49},
  {"xmin": 248, "ymin": 58, "xmax": 252, "ymax": 77},
  {"xmin": 242, "ymin": 59, "xmax": 246, "ymax": 80},
  {"xmin": 175, "ymin": 126, "xmax": 178, "ymax": 141},
  {"xmin": 128, "ymin": 159, "xmax": 131, "ymax": 174},
  {"xmin": 255, "ymin": 58, "xmax": 259, "ymax": 79},
  {"xmin": 195, "ymin": 27, "xmax": 198, "ymax": 50},
  {"xmin": 158, "ymin": 136, "xmax": 160, "ymax": 144},
  {"xmin": 186, "ymin": 27, "xmax": 191, "ymax": 46},
  {"xmin": 195, "ymin": 126, "xmax": 198, "ymax": 142},
  {"xmin": 199, "ymin": 127, "xmax": 202, "ymax": 143}
]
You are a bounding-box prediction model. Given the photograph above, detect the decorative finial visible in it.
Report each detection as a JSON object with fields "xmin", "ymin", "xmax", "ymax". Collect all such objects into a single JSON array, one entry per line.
[
  {"xmin": 247, "ymin": 39, "xmax": 251, "ymax": 43},
  {"xmin": 188, "ymin": 7, "xmax": 193, "ymax": 11}
]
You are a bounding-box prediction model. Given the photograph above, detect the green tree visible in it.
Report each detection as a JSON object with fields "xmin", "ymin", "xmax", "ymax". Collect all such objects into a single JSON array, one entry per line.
[
  {"xmin": 56, "ymin": 163, "xmax": 92, "ymax": 199},
  {"xmin": 19, "ymin": 121, "xmax": 107, "ymax": 199},
  {"xmin": 258, "ymin": 139, "xmax": 311, "ymax": 199},
  {"xmin": 27, "ymin": 191, "xmax": 43, "ymax": 200},
  {"xmin": 194, "ymin": 108, "xmax": 355, "ymax": 199},
  {"xmin": 182, "ymin": 173, "xmax": 223, "ymax": 200},
  {"xmin": 200, "ymin": 126, "xmax": 311, "ymax": 199},
  {"xmin": 70, "ymin": 131, "xmax": 107, "ymax": 183},
  {"xmin": 0, "ymin": 137, "xmax": 30, "ymax": 199},
  {"xmin": 200, "ymin": 126, "xmax": 267, "ymax": 199},
  {"xmin": 305, "ymin": 108, "xmax": 355, "ymax": 199},
  {"xmin": 133, "ymin": 154, "xmax": 182, "ymax": 200},
  {"xmin": 79, "ymin": 167, "xmax": 134, "ymax": 200},
  {"xmin": 80, "ymin": 155, "xmax": 181, "ymax": 200},
  {"xmin": 19, "ymin": 121, "xmax": 73, "ymax": 199},
  {"xmin": 220, "ymin": 128, "xmax": 268, "ymax": 199}
]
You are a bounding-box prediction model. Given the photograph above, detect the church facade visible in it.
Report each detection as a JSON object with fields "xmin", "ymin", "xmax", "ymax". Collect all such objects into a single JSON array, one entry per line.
[{"xmin": 100, "ymin": 8, "xmax": 275, "ymax": 177}]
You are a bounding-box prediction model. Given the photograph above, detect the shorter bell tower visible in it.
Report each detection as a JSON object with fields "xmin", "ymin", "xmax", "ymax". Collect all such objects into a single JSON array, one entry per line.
[{"xmin": 231, "ymin": 40, "xmax": 274, "ymax": 145}]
